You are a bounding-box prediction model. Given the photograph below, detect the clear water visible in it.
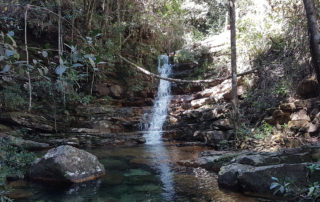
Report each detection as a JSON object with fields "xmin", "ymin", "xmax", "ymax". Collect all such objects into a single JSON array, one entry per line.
[
  {"xmin": 8, "ymin": 56, "xmax": 257, "ymax": 201},
  {"xmin": 11, "ymin": 145, "xmax": 256, "ymax": 202},
  {"xmin": 143, "ymin": 55, "xmax": 175, "ymax": 200}
]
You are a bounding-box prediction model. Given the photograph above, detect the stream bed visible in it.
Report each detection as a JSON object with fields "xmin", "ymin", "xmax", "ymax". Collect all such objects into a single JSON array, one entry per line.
[{"xmin": 11, "ymin": 144, "xmax": 256, "ymax": 202}]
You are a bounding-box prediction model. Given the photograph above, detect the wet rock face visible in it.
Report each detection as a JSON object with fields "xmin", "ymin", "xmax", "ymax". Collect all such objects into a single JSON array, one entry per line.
[{"xmin": 30, "ymin": 145, "xmax": 105, "ymax": 183}]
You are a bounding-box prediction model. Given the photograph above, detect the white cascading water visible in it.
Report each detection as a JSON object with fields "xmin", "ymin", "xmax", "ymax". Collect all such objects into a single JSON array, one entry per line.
[
  {"xmin": 144, "ymin": 55, "xmax": 175, "ymax": 200},
  {"xmin": 144, "ymin": 55, "xmax": 172, "ymax": 144}
]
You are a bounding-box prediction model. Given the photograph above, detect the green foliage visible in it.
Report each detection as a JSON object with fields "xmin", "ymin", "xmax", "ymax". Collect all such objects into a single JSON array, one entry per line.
[
  {"xmin": 305, "ymin": 165, "xmax": 320, "ymax": 200},
  {"xmin": 254, "ymin": 121, "xmax": 273, "ymax": 139},
  {"xmin": 0, "ymin": 139, "xmax": 36, "ymax": 185},
  {"xmin": 0, "ymin": 85, "xmax": 27, "ymax": 111},
  {"xmin": 0, "ymin": 193, "xmax": 13, "ymax": 202},
  {"xmin": 308, "ymin": 182, "xmax": 320, "ymax": 199},
  {"xmin": 308, "ymin": 164, "xmax": 320, "ymax": 174},
  {"xmin": 175, "ymin": 49, "xmax": 195, "ymax": 64},
  {"xmin": 236, "ymin": 123, "xmax": 253, "ymax": 139},
  {"xmin": 270, "ymin": 176, "xmax": 291, "ymax": 195},
  {"xmin": 274, "ymin": 80, "xmax": 290, "ymax": 98},
  {"xmin": 131, "ymin": 83, "xmax": 144, "ymax": 93},
  {"xmin": 0, "ymin": 139, "xmax": 35, "ymax": 201},
  {"xmin": 69, "ymin": 93, "xmax": 95, "ymax": 106},
  {"xmin": 243, "ymin": 89, "xmax": 269, "ymax": 113},
  {"xmin": 183, "ymin": 0, "xmax": 228, "ymax": 35}
]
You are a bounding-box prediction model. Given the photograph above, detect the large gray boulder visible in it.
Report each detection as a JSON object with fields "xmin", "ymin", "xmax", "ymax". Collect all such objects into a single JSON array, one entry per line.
[{"xmin": 30, "ymin": 145, "xmax": 105, "ymax": 183}]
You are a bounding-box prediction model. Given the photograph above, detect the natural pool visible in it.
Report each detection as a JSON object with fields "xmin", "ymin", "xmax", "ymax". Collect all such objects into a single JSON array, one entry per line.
[{"xmin": 11, "ymin": 144, "xmax": 256, "ymax": 202}]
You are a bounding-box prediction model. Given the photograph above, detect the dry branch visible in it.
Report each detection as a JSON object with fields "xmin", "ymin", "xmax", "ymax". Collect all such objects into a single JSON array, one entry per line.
[{"xmin": 118, "ymin": 55, "xmax": 258, "ymax": 85}]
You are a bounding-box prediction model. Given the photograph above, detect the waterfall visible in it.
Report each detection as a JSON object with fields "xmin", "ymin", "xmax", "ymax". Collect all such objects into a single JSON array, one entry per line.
[
  {"xmin": 143, "ymin": 55, "xmax": 175, "ymax": 200},
  {"xmin": 144, "ymin": 55, "xmax": 172, "ymax": 144}
]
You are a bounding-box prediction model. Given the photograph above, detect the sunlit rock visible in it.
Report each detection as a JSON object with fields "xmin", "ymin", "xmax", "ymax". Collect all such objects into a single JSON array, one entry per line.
[{"xmin": 30, "ymin": 145, "xmax": 105, "ymax": 183}]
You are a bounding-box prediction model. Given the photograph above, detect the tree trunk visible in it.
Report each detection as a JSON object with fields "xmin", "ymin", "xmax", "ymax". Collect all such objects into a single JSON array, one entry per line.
[
  {"xmin": 229, "ymin": 0, "xmax": 239, "ymax": 135},
  {"xmin": 25, "ymin": 5, "xmax": 32, "ymax": 112},
  {"xmin": 303, "ymin": 0, "xmax": 320, "ymax": 90},
  {"xmin": 102, "ymin": 0, "xmax": 110, "ymax": 38},
  {"xmin": 119, "ymin": 55, "xmax": 257, "ymax": 85}
]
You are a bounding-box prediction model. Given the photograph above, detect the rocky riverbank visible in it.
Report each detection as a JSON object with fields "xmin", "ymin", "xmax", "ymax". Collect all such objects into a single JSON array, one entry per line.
[{"xmin": 177, "ymin": 145, "xmax": 320, "ymax": 200}]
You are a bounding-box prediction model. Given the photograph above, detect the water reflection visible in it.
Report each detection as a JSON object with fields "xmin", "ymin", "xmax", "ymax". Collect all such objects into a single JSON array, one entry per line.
[{"xmin": 143, "ymin": 55, "xmax": 175, "ymax": 200}]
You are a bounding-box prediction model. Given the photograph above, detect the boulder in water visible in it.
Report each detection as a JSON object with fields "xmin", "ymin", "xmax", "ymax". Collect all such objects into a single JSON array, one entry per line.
[{"xmin": 30, "ymin": 145, "xmax": 105, "ymax": 183}]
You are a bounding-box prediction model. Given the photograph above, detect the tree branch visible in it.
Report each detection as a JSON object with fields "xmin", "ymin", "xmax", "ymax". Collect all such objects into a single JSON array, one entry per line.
[{"xmin": 118, "ymin": 55, "xmax": 258, "ymax": 85}]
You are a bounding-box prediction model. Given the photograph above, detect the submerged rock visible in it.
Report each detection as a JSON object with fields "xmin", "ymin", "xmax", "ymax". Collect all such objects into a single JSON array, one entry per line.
[{"xmin": 30, "ymin": 145, "xmax": 105, "ymax": 183}]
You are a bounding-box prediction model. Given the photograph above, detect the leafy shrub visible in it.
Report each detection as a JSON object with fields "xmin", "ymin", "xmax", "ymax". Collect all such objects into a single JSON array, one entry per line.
[
  {"xmin": 0, "ymin": 85, "xmax": 27, "ymax": 111},
  {"xmin": 0, "ymin": 139, "xmax": 35, "ymax": 201},
  {"xmin": 308, "ymin": 182, "xmax": 320, "ymax": 199},
  {"xmin": 270, "ymin": 176, "xmax": 292, "ymax": 195},
  {"xmin": 0, "ymin": 139, "xmax": 36, "ymax": 183},
  {"xmin": 254, "ymin": 121, "xmax": 273, "ymax": 139}
]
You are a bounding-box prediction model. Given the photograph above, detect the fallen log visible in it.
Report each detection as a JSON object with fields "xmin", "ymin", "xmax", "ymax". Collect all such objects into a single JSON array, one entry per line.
[{"xmin": 119, "ymin": 55, "xmax": 258, "ymax": 85}]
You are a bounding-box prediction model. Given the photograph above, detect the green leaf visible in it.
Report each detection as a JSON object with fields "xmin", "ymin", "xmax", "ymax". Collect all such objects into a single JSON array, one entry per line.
[
  {"xmin": 279, "ymin": 186, "xmax": 284, "ymax": 194},
  {"xmin": 0, "ymin": 65, "xmax": 11, "ymax": 73},
  {"xmin": 72, "ymin": 63, "xmax": 84, "ymax": 68},
  {"xmin": 308, "ymin": 187, "xmax": 315, "ymax": 196},
  {"xmin": 55, "ymin": 64, "xmax": 67, "ymax": 75},
  {"xmin": 6, "ymin": 33, "xmax": 16, "ymax": 47},
  {"xmin": 88, "ymin": 57, "xmax": 96, "ymax": 68},
  {"xmin": 5, "ymin": 49, "xmax": 15, "ymax": 57},
  {"xmin": 271, "ymin": 177, "xmax": 279, "ymax": 182},
  {"xmin": 0, "ymin": 56, "xmax": 6, "ymax": 61},
  {"xmin": 59, "ymin": 57, "xmax": 64, "ymax": 65},
  {"xmin": 42, "ymin": 51, "xmax": 48, "ymax": 58},
  {"xmin": 270, "ymin": 182, "xmax": 279, "ymax": 190},
  {"xmin": 8, "ymin": 31, "xmax": 14, "ymax": 37},
  {"xmin": 43, "ymin": 66, "xmax": 49, "ymax": 75},
  {"xmin": 38, "ymin": 68, "xmax": 43, "ymax": 76}
]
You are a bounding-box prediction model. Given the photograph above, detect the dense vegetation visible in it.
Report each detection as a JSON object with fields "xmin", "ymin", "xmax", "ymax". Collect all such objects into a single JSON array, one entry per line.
[{"xmin": 1, "ymin": 0, "xmax": 320, "ymax": 200}]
